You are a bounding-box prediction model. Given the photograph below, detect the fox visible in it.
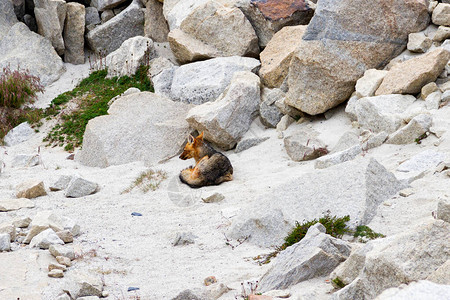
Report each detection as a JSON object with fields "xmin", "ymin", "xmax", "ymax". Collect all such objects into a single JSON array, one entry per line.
[{"xmin": 179, "ymin": 132, "xmax": 233, "ymax": 188}]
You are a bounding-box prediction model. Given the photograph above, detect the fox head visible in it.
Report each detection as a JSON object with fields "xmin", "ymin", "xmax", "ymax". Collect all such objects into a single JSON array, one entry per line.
[{"xmin": 179, "ymin": 132, "xmax": 204, "ymax": 161}]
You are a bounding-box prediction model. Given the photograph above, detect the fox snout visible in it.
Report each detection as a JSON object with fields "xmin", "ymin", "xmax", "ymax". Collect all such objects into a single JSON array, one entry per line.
[{"xmin": 179, "ymin": 151, "xmax": 189, "ymax": 160}]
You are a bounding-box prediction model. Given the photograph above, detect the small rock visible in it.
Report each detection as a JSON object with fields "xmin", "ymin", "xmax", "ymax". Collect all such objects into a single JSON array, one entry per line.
[
  {"xmin": 16, "ymin": 180, "xmax": 47, "ymax": 199},
  {"xmin": 55, "ymin": 293, "xmax": 71, "ymax": 300},
  {"xmin": 361, "ymin": 131, "xmax": 389, "ymax": 150},
  {"xmin": 284, "ymin": 133, "xmax": 328, "ymax": 162},
  {"xmin": 397, "ymin": 149, "xmax": 446, "ymax": 173},
  {"xmin": 202, "ymin": 193, "xmax": 225, "ymax": 203},
  {"xmin": 172, "ymin": 232, "xmax": 197, "ymax": 246},
  {"xmin": 235, "ymin": 137, "xmax": 270, "ymax": 153},
  {"xmin": 11, "ymin": 154, "xmax": 39, "ymax": 168},
  {"xmin": 0, "ymin": 233, "xmax": 11, "ymax": 251},
  {"xmin": 432, "ymin": 3, "xmax": 450, "ymax": 26},
  {"xmin": 61, "ymin": 216, "xmax": 81, "ymax": 237},
  {"xmin": 436, "ymin": 199, "xmax": 450, "ymax": 223},
  {"xmin": 442, "ymin": 90, "xmax": 450, "ymax": 102},
  {"xmin": 56, "ymin": 256, "xmax": 72, "ymax": 267},
  {"xmin": 0, "ymin": 223, "xmax": 16, "ymax": 242},
  {"xmin": 435, "ymin": 162, "xmax": 450, "ymax": 172},
  {"xmin": 204, "ymin": 275, "xmax": 217, "ymax": 286},
  {"xmin": 3, "ymin": 122, "xmax": 34, "ymax": 146},
  {"xmin": 24, "ymin": 211, "xmax": 65, "ymax": 243},
  {"xmin": 65, "ymin": 177, "xmax": 98, "ymax": 198},
  {"xmin": 433, "ymin": 25, "xmax": 450, "ymax": 42},
  {"xmin": 421, "ymin": 82, "xmax": 439, "ymax": 99},
  {"xmin": 407, "ymin": 32, "xmax": 432, "ymax": 53},
  {"xmin": 425, "ymin": 91, "xmax": 442, "ymax": 110},
  {"xmin": 48, "ymin": 263, "xmax": 67, "ymax": 272},
  {"xmin": 56, "ymin": 230, "xmax": 73, "ymax": 243},
  {"xmin": 399, "ymin": 188, "xmax": 414, "ymax": 197},
  {"xmin": 171, "ymin": 289, "xmax": 201, "ymax": 300},
  {"xmin": 102, "ymin": 291, "xmax": 109, "ymax": 297},
  {"xmin": 49, "ymin": 269, "xmax": 64, "ymax": 278},
  {"xmin": 12, "ymin": 217, "xmax": 32, "ymax": 228},
  {"xmin": 332, "ymin": 132, "xmax": 360, "ymax": 154},
  {"xmin": 386, "ymin": 114, "xmax": 432, "ymax": 145},
  {"xmin": 49, "ymin": 244, "xmax": 75, "ymax": 260},
  {"xmin": 131, "ymin": 212, "xmax": 142, "ymax": 216},
  {"xmin": 63, "ymin": 271, "xmax": 104, "ymax": 298},
  {"xmin": 276, "ymin": 115, "xmax": 295, "ymax": 132},
  {"xmin": 127, "ymin": 287, "xmax": 140, "ymax": 292},
  {"xmin": 315, "ymin": 145, "xmax": 362, "ymax": 169},
  {"xmin": 0, "ymin": 198, "xmax": 34, "ymax": 211},
  {"xmin": 30, "ymin": 228, "xmax": 64, "ymax": 249},
  {"xmin": 50, "ymin": 175, "xmax": 73, "ymax": 191},
  {"xmin": 355, "ymin": 69, "xmax": 388, "ymax": 98}
]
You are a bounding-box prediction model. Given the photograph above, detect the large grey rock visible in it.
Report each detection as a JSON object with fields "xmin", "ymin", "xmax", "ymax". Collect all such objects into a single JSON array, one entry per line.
[
  {"xmin": 170, "ymin": 56, "xmax": 260, "ymax": 104},
  {"xmin": 86, "ymin": 0, "xmax": 144, "ymax": 55},
  {"xmin": 186, "ymin": 71, "xmax": 260, "ymax": 150},
  {"xmin": 332, "ymin": 220, "xmax": 450, "ymax": 300},
  {"xmin": 168, "ymin": 1, "xmax": 259, "ymax": 64},
  {"xmin": 0, "ymin": 233, "xmax": 11, "ymax": 251},
  {"xmin": 29, "ymin": 228, "xmax": 64, "ymax": 249},
  {"xmin": 0, "ymin": 22, "xmax": 65, "ymax": 86},
  {"xmin": 259, "ymin": 25, "xmax": 307, "ymax": 88},
  {"xmin": 64, "ymin": 177, "xmax": 98, "ymax": 198},
  {"xmin": 144, "ymin": 0, "xmax": 169, "ymax": 42},
  {"xmin": 259, "ymin": 224, "xmax": 351, "ymax": 292},
  {"xmin": 78, "ymin": 92, "xmax": 192, "ymax": 168},
  {"xmin": 0, "ymin": 198, "xmax": 34, "ymax": 212},
  {"xmin": 285, "ymin": 0, "xmax": 429, "ymax": 115},
  {"xmin": 16, "ymin": 180, "xmax": 47, "ymax": 199},
  {"xmin": 386, "ymin": 114, "xmax": 432, "ymax": 145},
  {"xmin": 353, "ymin": 95, "xmax": 416, "ymax": 133},
  {"xmin": 163, "ymin": 0, "xmax": 209, "ymax": 30},
  {"xmin": 230, "ymin": 158, "xmax": 403, "ymax": 247},
  {"xmin": 104, "ymin": 36, "xmax": 156, "ymax": 78},
  {"xmin": 34, "ymin": 0, "xmax": 66, "ymax": 55},
  {"xmin": 355, "ymin": 69, "xmax": 389, "ymax": 98},
  {"xmin": 376, "ymin": 48, "xmax": 450, "ymax": 95},
  {"xmin": 432, "ymin": 3, "xmax": 450, "ymax": 26},
  {"xmin": 236, "ymin": 0, "xmax": 314, "ymax": 48},
  {"xmin": 397, "ymin": 149, "xmax": 446, "ymax": 173},
  {"xmin": 375, "ymin": 280, "xmax": 450, "ymax": 300},
  {"xmin": 63, "ymin": 2, "xmax": 85, "ymax": 64},
  {"xmin": 284, "ymin": 130, "xmax": 327, "ymax": 162},
  {"xmin": 24, "ymin": 211, "xmax": 65, "ymax": 244},
  {"xmin": 0, "ymin": 0, "xmax": 18, "ymax": 41},
  {"xmin": 3, "ymin": 122, "xmax": 34, "ymax": 147}
]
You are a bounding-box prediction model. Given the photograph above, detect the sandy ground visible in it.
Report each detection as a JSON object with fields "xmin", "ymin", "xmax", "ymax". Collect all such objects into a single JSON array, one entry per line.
[{"xmin": 0, "ymin": 58, "xmax": 449, "ymax": 299}]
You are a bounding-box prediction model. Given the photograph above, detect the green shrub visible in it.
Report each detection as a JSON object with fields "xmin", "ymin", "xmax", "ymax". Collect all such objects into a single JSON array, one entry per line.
[{"xmin": 0, "ymin": 65, "xmax": 44, "ymax": 108}]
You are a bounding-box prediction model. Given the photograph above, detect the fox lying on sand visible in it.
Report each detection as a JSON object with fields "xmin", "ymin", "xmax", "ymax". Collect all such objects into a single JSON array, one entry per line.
[{"xmin": 179, "ymin": 132, "xmax": 233, "ymax": 188}]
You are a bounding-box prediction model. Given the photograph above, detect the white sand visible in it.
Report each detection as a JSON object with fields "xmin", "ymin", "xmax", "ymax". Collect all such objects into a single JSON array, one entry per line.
[{"xmin": 0, "ymin": 64, "xmax": 449, "ymax": 299}]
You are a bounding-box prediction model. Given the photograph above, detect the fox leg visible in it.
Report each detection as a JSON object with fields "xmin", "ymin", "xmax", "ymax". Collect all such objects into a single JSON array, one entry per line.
[{"xmin": 180, "ymin": 157, "xmax": 209, "ymax": 188}]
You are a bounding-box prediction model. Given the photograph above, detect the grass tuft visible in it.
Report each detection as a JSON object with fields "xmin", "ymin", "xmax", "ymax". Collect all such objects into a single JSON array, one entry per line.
[{"xmin": 122, "ymin": 169, "xmax": 168, "ymax": 194}]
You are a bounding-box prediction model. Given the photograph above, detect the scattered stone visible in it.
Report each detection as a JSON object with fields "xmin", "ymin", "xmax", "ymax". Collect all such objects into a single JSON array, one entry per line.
[
  {"xmin": 172, "ymin": 232, "xmax": 197, "ymax": 246},
  {"xmin": 399, "ymin": 188, "xmax": 414, "ymax": 197},
  {"xmin": 259, "ymin": 25, "xmax": 307, "ymax": 88},
  {"xmin": 436, "ymin": 199, "xmax": 450, "ymax": 223},
  {"xmin": 0, "ymin": 233, "xmax": 11, "ymax": 251},
  {"xmin": 425, "ymin": 91, "xmax": 442, "ymax": 110},
  {"xmin": 86, "ymin": 0, "xmax": 145, "ymax": 54},
  {"xmin": 49, "ymin": 245, "xmax": 75, "ymax": 260},
  {"xmin": 202, "ymin": 193, "xmax": 225, "ymax": 203},
  {"xmin": 397, "ymin": 149, "xmax": 446, "ymax": 173},
  {"xmin": 48, "ymin": 269, "xmax": 64, "ymax": 278},
  {"xmin": 315, "ymin": 145, "xmax": 362, "ymax": 169},
  {"xmin": 376, "ymin": 48, "xmax": 450, "ymax": 95},
  {"xmin": 104, "ymin": 36, "xmax": 156, "ymax": 78},
  {"xmin": 50, "ymin": 175, "xmax": 73, "ymax": 191},
  {"xmin": 56, "ymin": 230, "xmax": 73, "ymax": 243},
  {"xmin": 433, "ymin": 25, "xmax": 450, "ymax": 42},
  {"xmin": 407, "ymin": 32, "xmax": 432, "ymax": 53},
  {"xmin": 421, "ymin": 82, "xmax": 439, "ymax": 99},
  {"xmin": 186, "ymin": 71, "xmax": 260, "ymax": 150},
  {"xmin": 78, "ymin": 92, "xmax": 192, "ymax": 168},
  {"xmin": 259, "ymin": 224, "xmax": 351, "ymax": 292},
  {"xmin": 48, "ymin": 263, "xmax": 67, "ymax": 272},
  {"xmin": 3, "ymin": 122, "xmax": 34, "ymax": 147},
  {"xmin": 64, "ymin": 177, "xmax": 98, "ymax": 198},
  {"xmin": 353, "ymin": 94, "xmax": 416, "ymax": 133},
  {"xmin": 375, "ymin": 280, "xmax": 450, "ymax": 300},
  {"xmin": 432, "ymin": 3, "xmax": 450, "ymax": 26},
  {"xmin": 63, "ymin": 271, "xmax": 104, "ymax": 298},
  {"xmin": 12, "ymin": 154, "xmax": 39, "ymax": 168},
  {"xmin": 34, "ymin": 0, "xmax": 66, "ymax": 55},
  {"xmin": 16, "ymin": 180, "xmax": 47, "ymax": 199},
  {"xmin": 260, "ymin": 88, "xmax": 284, "ymax": 128},
  {"xmin": 204, "ymin": 276, "xmax": 217, "ymax": 286},
  {"xmin": 275, "ymin": 92, "xmax": 303, "ymax": 119},
  {"xmin": 30, "ymin": 228, "xmax": 64, "ymax": 249},
  {"xmin": 235, "ymin": 137, "xmax": 270, "ymax": 153},
  {"xmin": 12, "ymin": 217, "xmax": 31, "ymax": 228},
  {"xmin": 0, "ymin": 23, "xmax": 65, "ymax": 86},
  {"xmin": 276, "ymin": 115, "xmax": 295, "ymax": 133},
  {"xmin": 355, "ymin": 69, "xmax": 389, "ymax": 98},
  {"xmin": 0, "ymin": 223, "xmax": 16, "ymax": 242},
  {"xmin": 85, "ymin": 7, "xmax": 101, "ymax": 26},
  {"xmin": 0, "ymin": 198, "xmax": 34, "ymax": 211},
  {"xmin": 24, "ymin": 211, "xmax": 64, "ymax": 244},
  {"xmin": 64, "ymin": 2, "xmax": 85, "ymax": 64},
  {"xmin": 144, "ymin": 0, "xmax": 169, "ymax": 42},
  {"xmin": 442, "ymin": 90, "xmax": 450, "ymax": 102},
  {"xmin": 56, "ymin": 256, "xmax": 72, "ymax": 267},
  {"xmin": 170, "ymin": 56, "xmax": 260, "ymax": 104},
  {"xmin": 284, "ymin": 131, "xmax": 328, "ymax": 162},
  {"xmin": 332, "ymin": 220, "xmax": 450, "ymax": 299},
  {"xmin": 61, "ymin": 216, "xmax": 80, "ymax": 237},
  {"xmin": 131, "ymin": 212, "xmax": 142, "ymax": 216},
  {"xmin": 332, "ymin": 132, "xmax": 360, "ymax": 154},
  {"xmin": 386, "ymin": 114, "xmax": 432, "ymax": 145}
]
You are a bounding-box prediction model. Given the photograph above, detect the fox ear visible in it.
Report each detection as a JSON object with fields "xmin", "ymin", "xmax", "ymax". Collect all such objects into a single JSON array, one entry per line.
[
  {"xmin": 188, "ymin": 134, "xmax": 195, "ymax": 144},
  {"xmin": 197, "ymin": 132, "xmax": 204, "ymax": 141}
]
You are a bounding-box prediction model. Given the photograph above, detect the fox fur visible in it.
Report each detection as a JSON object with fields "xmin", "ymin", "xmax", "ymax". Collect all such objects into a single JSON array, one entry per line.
[{"xmin": 179, "ymin": 132, "xmax": 233, "ymax": 188}]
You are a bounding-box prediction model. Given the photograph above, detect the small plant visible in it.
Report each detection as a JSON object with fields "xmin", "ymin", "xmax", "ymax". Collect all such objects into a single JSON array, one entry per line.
[
  {"xmin": 415, "ymin": 132, "xmax": 428, "ymax": 144},
  {"xmin": 332, "ymin": 276, "xmax": 347, "ymax": 289},
  {"xmin": 353, "ymin": 225, "xmax": 385, "ymax": 242},
  {"xmin": 122, "ymin": 169, "xmax": 168, "ymax": 194},
  {"xmin": 0, "ymin": 65, "xmax": 44, "ymax": 108}
]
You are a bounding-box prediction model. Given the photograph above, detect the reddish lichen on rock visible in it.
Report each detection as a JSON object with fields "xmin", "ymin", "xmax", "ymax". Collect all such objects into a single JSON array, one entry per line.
[{"xmin": 252, "ymin": 0, "xmax": 310, "ymax": 21}]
